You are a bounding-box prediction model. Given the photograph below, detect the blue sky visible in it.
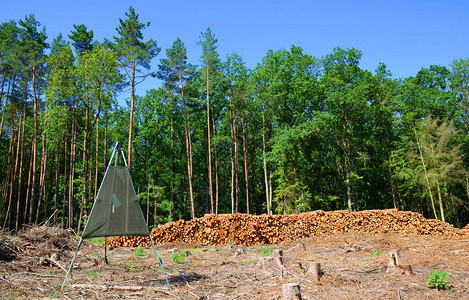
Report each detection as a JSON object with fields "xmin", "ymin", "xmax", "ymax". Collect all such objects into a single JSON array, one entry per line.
[{"xmin": 2, "ymin": 0, "xmax": 468, "ymax": 102}]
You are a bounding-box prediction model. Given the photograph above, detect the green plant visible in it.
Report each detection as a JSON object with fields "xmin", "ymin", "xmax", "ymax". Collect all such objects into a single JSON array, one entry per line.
[
  {"xmin": 84, "ymin": 271, "xmax": 99, "ymax": 277},
  {"xmin": 171, "ymin": 251, "xmax": 186, "ymax": 264},
  {"xmin": 127, "ymin": 262, "xmax": 137, "ymax": 266},
  {"xmin": 370, "ymin": 250, "xmax": 381, "ymax": 257},
  {"xmin": 261, "ymin": 247, "xmax": 273, "ymax": 257},
  {"xmin": 134, "ymin": 246, "xmax": 146, "ymax": 257},
  {"xmin": 426, "ymin": 270, "xmax": 450, "ymax": 290},
  {"xmin": 46, "ymin": 290, "xmax": 59, "ymax": 297},
  {"xmin": 129, "ymin": 267, "xmax": 138, "ymax": 272},
  {"xmin": 237, "ymin": 259, "xmax": 256, "ymax": 263},
  {"xmin": 185, "ymin": 248, "xmax": 200, "ymax": 252},
  {"xmin": 89, "ymin": 237, "xmax": 105, "ymax": 245}
]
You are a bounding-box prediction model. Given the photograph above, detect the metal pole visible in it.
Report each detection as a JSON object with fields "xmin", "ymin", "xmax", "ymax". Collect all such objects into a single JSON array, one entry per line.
[
  {"xmin": 60, "ymin": 238, "xmax": 83, "ymax": 291},
  {"xmin": 149, "ymin": 234, "xmax": 171, "ymax": 290}
]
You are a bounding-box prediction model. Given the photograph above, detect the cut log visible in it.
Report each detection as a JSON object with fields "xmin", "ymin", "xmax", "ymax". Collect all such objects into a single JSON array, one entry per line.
[
  {"xmin": 107, "ymin": 210, "xmax": 461, "ymax": 248},
  {"xmin": 282, "ymin": 283, "xmax": 302, "ymax": 300}
]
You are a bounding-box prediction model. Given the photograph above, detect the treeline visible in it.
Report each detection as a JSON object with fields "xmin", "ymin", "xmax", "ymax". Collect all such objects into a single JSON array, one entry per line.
[{"xmin": 1, "ymin": 7, "xmax": 469, "ymax": 232}]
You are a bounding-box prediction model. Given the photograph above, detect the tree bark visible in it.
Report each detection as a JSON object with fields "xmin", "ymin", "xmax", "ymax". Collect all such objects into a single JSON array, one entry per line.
[
  {"xmin": 436, "ymin": 180, "xmax": 445, "ymax": 222},
  {"xmin": 262, "ymin": 112, "xmax": 270, "ymax": 214},
  {"xmin": 68, "ymin": 118, "xmax": 76, "ymax": 229},
  {"xmin": 128, "ymin": 59, "xmax": 136, "ymax": 172},
  {"xmin": 233, "ymin": 117, "xmax": 239, "ymax": 213},
  {"xmin": 179, "ymin": 71, "xmax": 195, "ymax": 219},
  {"xmin": 242, "ymin": 118, "xmax": 249, "ymax": 214},
  {"xmin": 206, "ymin": 63, "xmax": 214, "ymax": 215},
  {"xmin": 28, "ymin": 66, "xmax": 39, "ymax": 225},
  {"xmin": 414, "ymin": 126, "xmax": 438, "ymax": 219},
  {"xmin": 15, "ymin": 104, "xmax": 26, "ymax": 231},
  {"xmin": 35, "ymin": 121, "xmax": 48, "ymax": 224}
]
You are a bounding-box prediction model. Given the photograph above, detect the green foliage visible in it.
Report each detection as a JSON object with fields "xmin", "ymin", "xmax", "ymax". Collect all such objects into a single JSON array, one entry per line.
[
  {"xmin": 237, "ymin": 259, "xmax": 256, "ymax": 263},
  {"xmin": 88, "ymin": 237, "xmax": 105, "ymax": 245},
  {"xmin": 84, "ymin": 271, "xmax": 99, "ymax": 277},
  {"xmin": 369, "ymin": 250, "xmax": 381, "ymax": 257},
  {"xmin": 260, "ymin": 247, "xmax": 273, "ymax": 257},
  {"xmin": 1, "ymin": 9, "xmax": 469, "ymax": 233},
  {"xmin": 426, "ymin": 270, "xmax": 450, "ymax": 290},
  {"xmin": 171, "ymin": 251, "xmax": 186, "ymax": 264},
  {"xmin": 134, "ymin": 246, "xmax": 146, "ymax": 257}
]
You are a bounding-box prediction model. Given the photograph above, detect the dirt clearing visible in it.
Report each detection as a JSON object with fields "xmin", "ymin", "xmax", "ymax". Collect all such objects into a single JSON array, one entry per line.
[{"xmin": 1, "ymin": 226, "xmax": 468, "ymax": 299}]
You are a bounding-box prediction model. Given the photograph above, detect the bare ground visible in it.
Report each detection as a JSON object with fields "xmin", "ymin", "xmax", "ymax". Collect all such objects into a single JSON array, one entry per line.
[{"xmin": 1, "ymin": 228, "xmax": 468, "ymax": 299}]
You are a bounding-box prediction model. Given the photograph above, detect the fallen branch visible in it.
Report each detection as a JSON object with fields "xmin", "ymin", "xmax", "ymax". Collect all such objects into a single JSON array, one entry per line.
[{"xmin": 71, "ymin": 284, "xmax": 144, "ymax": 291}]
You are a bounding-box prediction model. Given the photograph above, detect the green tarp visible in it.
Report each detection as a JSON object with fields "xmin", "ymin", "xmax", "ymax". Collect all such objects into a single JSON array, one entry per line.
[{"xmin": 82, "ymin": 165, "xmax": 149, "ymax": 238}]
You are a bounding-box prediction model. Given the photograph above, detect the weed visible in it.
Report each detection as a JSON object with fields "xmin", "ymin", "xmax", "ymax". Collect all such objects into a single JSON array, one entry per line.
[
  {"xmin": 129, "ymin": 267, "xmax": 138, "ymax": 272},
  {"xmin": 89, "ymin": 237, "xmax": 105, "ymax": 245},
  {"xmin": 46, "ymin": 290, "xmax": 59, "ymax": 297},
  {"xmin": 370, "ymin": 250, "xmax": 381, "ymax": 257},
  {"xmin": 185, "ymin": 248, "xmax": 200, "ymax": 252},
  {"xmin": 84, "ymin": 271, "xmax": 99, "ymax": 277},
  {"xmin": 127, "ymin": 262, "xmax": 137, "ymax": 266},
  {"xmin": 237, "ymin": 259, "xmax": 256, "ymax": 263},
  {"xmin": 261, "ymin": 247, "xmax": 273, "ymax": 257},
  {"xmin": 426, "ymin": 270, "xmax": 450, "ymax": 290},
  {"xmin": 171, "ymin": 251, "xmax": 186, "ymax": 264},
  {"xmin": 134, "ymin": 246, "xmax": 146, "ymax": 257}
]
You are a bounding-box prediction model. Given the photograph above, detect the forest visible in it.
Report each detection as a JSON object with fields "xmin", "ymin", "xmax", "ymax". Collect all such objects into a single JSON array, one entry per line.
[{"xmin": 1, "ymin": 7, "xmax": 468, "ymax": 233}]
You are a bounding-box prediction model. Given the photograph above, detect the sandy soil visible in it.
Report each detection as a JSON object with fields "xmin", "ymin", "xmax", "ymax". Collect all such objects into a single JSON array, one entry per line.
[{"xmin": 1, "ymin": 228, "xmax": 468, "ymax": 299}]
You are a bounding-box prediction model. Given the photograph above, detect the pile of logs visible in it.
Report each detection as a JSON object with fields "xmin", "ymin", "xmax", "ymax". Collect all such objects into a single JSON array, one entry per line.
[
  {"xmin": 461, "ymin": 223, "xmax": 469, "ymax": 235},
  {"xmin": 107, "ymin": 209, "xmax": 461, "ymax": 248}
]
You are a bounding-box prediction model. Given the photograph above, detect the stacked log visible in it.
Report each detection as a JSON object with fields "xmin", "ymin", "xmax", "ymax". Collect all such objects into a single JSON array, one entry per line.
[
  {"xmin": 107, "ymin": 209, "xmax": 461, "ymax": 248},
  {"xmin": 461, "ymin": 223, "xmax": 469, "ymax": 235}
]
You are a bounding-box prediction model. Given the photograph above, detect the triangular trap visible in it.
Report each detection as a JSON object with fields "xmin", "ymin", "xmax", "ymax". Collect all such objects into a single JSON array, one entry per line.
[
  {"xmin": 61, "ymin": 142, "xmax": 170, "ymax": 292},
  {"xmin": 82, "ymin": 165, "xmax": 149, "ymax": 238}
]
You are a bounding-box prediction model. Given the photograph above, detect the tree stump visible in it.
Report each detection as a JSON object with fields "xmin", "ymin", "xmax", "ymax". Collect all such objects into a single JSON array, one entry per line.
[
  {"xmin": 304, "ymin": 262, "xmax": 321, "ymax": 281},
  {"xmin": 256, "ymin": 248, "xmax": 286, "ymax": 277},
  {"xmin": 282, "ymin": 283, "xmax": 302, "ymax": 300}
]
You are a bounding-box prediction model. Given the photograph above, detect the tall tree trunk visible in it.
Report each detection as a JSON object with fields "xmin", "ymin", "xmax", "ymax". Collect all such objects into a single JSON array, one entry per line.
[
  {"xmin": 15, "ymin": 105, "xmax": 26, "ymax": 231},
  {"xmin": 104, "ymin": 110, "xmax": 108, "ymax": 172},
  {"xmin": 170, "ymin": 106, "xmax": 174, "ymax": 220},
  {"xmin": 180, "ymin": 73, "xmax": 195, "ymax": 219},
  {"xmin": 414, "ymin": 126, "xmax": 438, "ymax": 219},
  {"xmin": 206, "ymin": 63, "xmax": 213, "ymax": 214},
  {"xmin": 62, "ymin": 132, "xmax": 68, "ymax": 228},
  {"xmin": 3, "ymin": 114, "xmax": 18, "ymax": 229},
  {"xmin": 53, "ymin": 146, "xmax": 60, "ymax": 226},
  {"xmin": 35, "ymin": 122, "xmax": 48, "ymax": 224},
  {"xmin": 127, "ymin": 60, "xmax": 136, "ymax": 172},
  {"xmin": 342, "ymin": 118, "xmax": 353, "ymax": 211},
  {"xmin": 1, "ymin": 108, "xmax": 15, "ymax": 204},
  {"xmin": 211, "ymin": 105, "xmax": 219, "ymax": 215},
  {"xmin": 68, "ymin": 119, "xmax": 76, "ymax": 229},
  {"xmin": 436, "ymin": 180, "xmax": 445, "ymax": 222},
  {"xmin": 24, "ymin": 143, "xmax": 34, "ymax": 225},
  {"xmin": 94, "ymin": 119, "xmax": 99, "ymax": 199},
  {"xmin": 78, "ymin": 108, "xmax": 90, "ymax": 234},
  {"xmin": 28, "ymin": 66, "xmax": 39, "ymax": 225},
  {"xmin": 262, "ymin": 112, "xmax": 270, "ymax": 214},
  {"xmin": 233, "ymin": 117, "xmax": 239, "ymax": 213},
  {"xmin": 242, "ymin": 118, "xmax": 249, "ymax": 214}
]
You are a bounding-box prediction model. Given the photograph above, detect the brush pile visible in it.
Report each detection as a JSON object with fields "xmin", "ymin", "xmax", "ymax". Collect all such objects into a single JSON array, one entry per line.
[{"xmin": 107, "ymin": 209, "xmax": 461, "ymax": 248}]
